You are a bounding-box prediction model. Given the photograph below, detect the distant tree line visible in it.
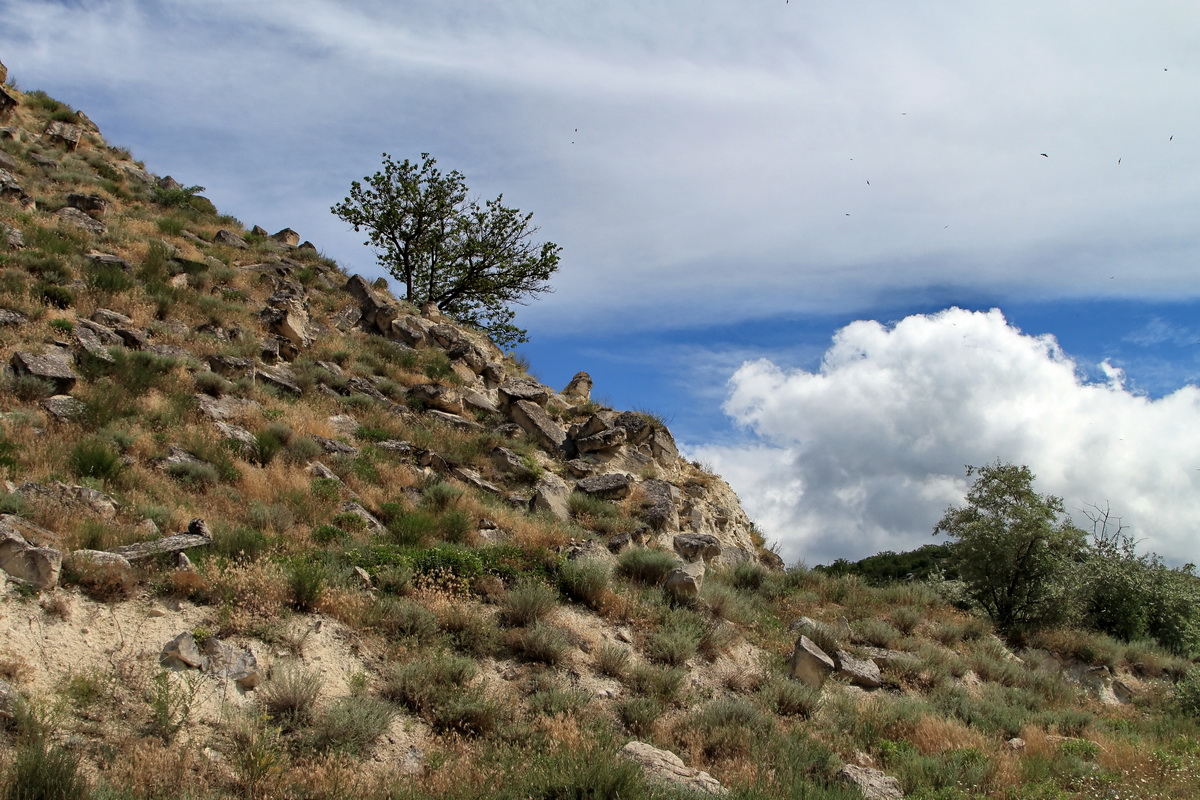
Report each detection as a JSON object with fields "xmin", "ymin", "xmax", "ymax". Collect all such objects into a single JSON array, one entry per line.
[{"xmin": 820, "ymin": 461, "xmax": 1200, "ymax": 657}]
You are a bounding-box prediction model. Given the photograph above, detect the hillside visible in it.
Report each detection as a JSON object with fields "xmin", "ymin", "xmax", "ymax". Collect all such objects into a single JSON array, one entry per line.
[{"xmin": 1, "ymin": 61, "xmax": 1199, "ymax": 800}]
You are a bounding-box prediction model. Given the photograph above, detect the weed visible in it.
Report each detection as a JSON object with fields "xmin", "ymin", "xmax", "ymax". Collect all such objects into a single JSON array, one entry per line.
[
  {"xmin": 287, "ymin": 560, "xmax": 328, "ymax": 612},
  {"xmin": 305, "ymin": 696, "xmax": 393, "ymax": 755},
  {"xmin": 617, "ymin": 547, "xmax": 678, "ymax": 586},
  {"xmin": 514, "ymin": 622, "xmax": 572, "ymax": 665},
  {"xmin": 260, "ymin": 664, "xmax": 322, "ymax": 729},
  {"xmin": 500, "ymin": 581, "xmax": 559, "ymax": 627},
  {"xmin": 557, "ymin": 559, "xmax": 611, "ymax": 608},
  {"xmin": 145, "ymin": 671, "xmax": 200, "ymax": 742}
]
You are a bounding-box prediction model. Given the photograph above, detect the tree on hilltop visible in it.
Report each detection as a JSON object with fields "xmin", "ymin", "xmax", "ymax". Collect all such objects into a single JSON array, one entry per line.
[
  {"xmin": 935, "ymin": 461, "xmax": 1086, "ymax": 633},
  {"xmin": 331, "ymin": 152, "xmax": 561, "ymax": 347}
]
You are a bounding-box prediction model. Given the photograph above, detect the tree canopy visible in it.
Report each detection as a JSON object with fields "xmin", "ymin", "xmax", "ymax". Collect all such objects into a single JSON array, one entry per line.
[
  {"xmin": 935, "ymin": 461, "xmax": 1086, "ymax": 633},
  {"xmin": 332, "ymin": 153, "xmax": 561, "ymax": 347}
]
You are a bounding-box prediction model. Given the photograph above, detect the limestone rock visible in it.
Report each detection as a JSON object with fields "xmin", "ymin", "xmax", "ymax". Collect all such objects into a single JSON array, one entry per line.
[
  {"xmin": 499, "ymin": 378, "xmax": 551, "ymax": 407},
  {"xmin": 56, "ymin": 206, "xmax": 105, "ymax": 234},
  {"xmin": 620, "ymin": 741, "xmax": 727, "ymax": 796},
  {"xmin": 575, "ymin": 426, "xmax": 627, "ymax": 453},
  {"xmin": 272, "ymin": 227, "xmax": 300, "ymax": 246},
  {"xmin": 254, "ymin": 364, "xmax": 302, "ymax": 396},
  {"xmin": 576, "ymin": 472, "xmax": 633, "ymax": 499},
  {"xmin": 0, "ymin": 87, "xmax": 15, "ymax": 123},
  {"xmin": 561, "ymin": 371, "xmax": 593, "ymax": 402},
  {"xmin": 836, "ymin": 765, "xmax": 904, "ymax": 800},
  {"xmin": 836, "ymin": 650, "xmax": 884, "ymax": 689},
  {"xmin": 638, "ymin": 479, "xmax": 679, "ymax": 531},
  {"xmin": 0, "ymin": 523, "xmax": 61, "ymax": 590},
  {"xmin": 108, "ymin": 532, "xmax": 212, "ymax": 562},
  {"xmin": 409, "ymin": 384, "xmax": 465, "ymax": 415},
  {"xmin": 664, "ymin": 560, "xmax": 704, "ymax": 600},
  {"xmin": 11, "ymin": 350, "xmax": 78, "ymax": 393},
  {"xmin": 613, "ymin": 411, "xmax": 652, "ymax": 445},
  {"xmin": 338, "ymin": 501, "xmax": 387, "ymax": 538},
  {"xmin": 42, "ymin": 394, "xmax": 85, "ymax": 423},
  {"xmin": 64, "ymin": 549, "xmax": 133, "ymax": 583},
  {"xmin": 790, "ymin": 635, "xmax": 836, "ymax": 688},
  {"xmin": 213, "ymin": 229, "xmax": 248, "ymax": 249},
  {"xmin": 201, "ymin": 637, "xmax": 260, "ymax": 690},
  {"xmin": 511, "ymin": 399, "xmax": 567, "ymax": 455},
  {"xmin": 490, "ymin": 447, "xmax": 527, "ymax": 474},
  {"xmin": 66, "ymin": 193, "xmax": 111, "ymax": 218},
  {"xmin": 17, "ymin": 482, "xmax": 118, "ymax": 518},
  {"xmin": 390, "ymin": 314, "xmax": 435, "ymax": 347},
  {"xmin": 215, "ymin": 422, "xmax": 258, "ymax": 457},
  {"xmin": 43, "ymin": 121, "xmax": 82, "ymax": 150},
  {"xmin": 0, "ymin": 308, "xmax": 27, "ymax": 326},
  {"xmin": 193, "ymin": 393, "xmax": 261, "ymax": 422},
  {"xmin": 161, "ymin": 632, "xmax": 206, "ymax": 670},
  {"xmin": 674, "ymin": 533, "xmax": 722, "ymax": 563},
  {"xmin": 530, "ymin": 472, "xmax": 572, "ymax": 521}
]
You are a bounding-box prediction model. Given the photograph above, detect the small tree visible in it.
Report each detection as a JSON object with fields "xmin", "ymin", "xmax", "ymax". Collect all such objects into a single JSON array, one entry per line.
[
  {"xmin": 934, "ymin": 461, "xmax": 1086, "ymax": 633},
  {"xmin": 332, "ymin": 153, "xmax": 561, "ymax": 347}
]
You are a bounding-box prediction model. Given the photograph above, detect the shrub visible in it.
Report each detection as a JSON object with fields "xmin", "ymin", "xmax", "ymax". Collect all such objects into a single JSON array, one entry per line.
[
  {"xmin": 731, "ymin": 560, "xmax": 767, "ymax": 591},
  {"xmin": 164, "ymin": 460, "xmax": 219, "ymax": 490},
  {"xmin": 855, "ymin": 618, "xmax": 904, "ymax": 649},
  {"xmin": 383, "ymin": 651, "xmax": 476, "ymax": 712},
  {"xmin": 685, "ymin": 698, "xmax": 773, "ymax": 760},
  {"xmin": 617, "ymin": 547, "xmax": 678, "ymax": 586},
  {"xmin": 373, "ymin": 597, "xmax": 439, "ymax": 642},
  {"xmin": 33, "ymin": 282, "xmax": 73, "ymax": 309},
  {"xmin": 311, "ymin": 524, "xmax": 349, "ymax": 545},
  {"xmin": 761, "ymin": 677, "xmax": 823, "ymax": 718},
  {"xmin": 86, "ymin": 262, "xmax": 134, "ymax": 293},
  {"xmin": 616, "ymin": 697, "xmax": 661, "ymax": 738},
  {"xmin": 260, "ymin": 664, "xmax": 322, "ymax": 728},
  {"xmin": 500, "ymin": 581, "xmax": 559, "ymax": 627},
  {"xmin": 69, "ymin": 438, "xmax": 123, "ymax": 484},
  {"xmin": 306, "ymin": 696, "xmax": 392, "ymax": 755},
  {"xmin": 625, "ymin": 664, "xmax": 685, "ymax": 702},
  {"xmin": 10, "ymin": 375, "xmax": 55, "ymax": 402},
  {"xmin": 594, "ymin": 643, "xmax": 631, "ymax": 679},
  {"xmin": 557, "ymin": 559, "xmax": 611, "ymax": 608},
  {"xmin": 193, "ymin": 370, "xmax": 232, "ymax": 397},
  {"xmin": 1177, "ymin": 668, "xmax": 1200, "ymax": 717},
  {"xmin": 421, "ymin": 481, "xmax": 463, "ymax": 512},
  {"xmin": 214, "ymin": 526, "xmax": 269, "ymax": 563},
  {"xmin": 646, "ymin": 622, "xmax": 701, "ymax": 666},
  {"xmin": 514, "ymin": 622, "xmax": 571, "ymax": 665},
  {"xmin": 388, "ymin": 510, "xmax": 438, "ymax": 547},
  {"xmin": 4, "ymin": 730, "xmax": 90, "ymax": 800},
  {"xmin": 287, "ymin": 560, "xmax": 327, "ymax": 612}
]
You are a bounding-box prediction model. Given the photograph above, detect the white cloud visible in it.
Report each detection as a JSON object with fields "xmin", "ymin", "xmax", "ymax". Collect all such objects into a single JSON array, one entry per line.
[{"xmin": 690, "ymin": 308, "xmax": 1200, "ymax": 567}]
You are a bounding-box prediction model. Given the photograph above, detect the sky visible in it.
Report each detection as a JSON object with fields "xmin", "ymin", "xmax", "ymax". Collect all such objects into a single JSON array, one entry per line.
[{"xmin": 3, "ymin": 0, "xmax": 1198, "ymax": 568}]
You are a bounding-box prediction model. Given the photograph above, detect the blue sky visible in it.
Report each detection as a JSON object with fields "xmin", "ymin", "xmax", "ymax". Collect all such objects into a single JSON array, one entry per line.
[{"xmin": 3, "ymin": 0, "xmax": 1198, "ymax": 567}]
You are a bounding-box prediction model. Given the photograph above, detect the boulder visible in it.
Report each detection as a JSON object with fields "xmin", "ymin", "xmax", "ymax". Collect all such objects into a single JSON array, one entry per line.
[
  {"xmin": 42, "ymin": 394, "xmax": 86, "ymax": 423},
  {"xmin": 201, "ymin": 637, "xmax": 260, "ymax": 690},
  {"xmin": 66, "ymin": 193, "xmax": 111, "ymax": 218},
  {"xmin": 213, "ymin": 229, "xmax": 248, "ymax": 249},
  {"xmin": 620, "ymin": 741, "xmax": 727, "ymax": 796},
  {"xmin": 272, "ymin": 228, "xmax": 300, "ymax": 247},
  {"xmin": 499, "ymin": 378, "xmax": 551, "ymax": 407},
  {"xmin": 215, "ymin": 422, "xmax": 258, "ymax": 457},
  {"xmin": 575, "ymin": 472, "xmax": 633, "ymax": 499},
  {"xmin": 92, "ymin": 308, "xmax": 133, "ymax": 327},
  {"xmin": 0, "ymin": 308, "xmax": 27, "ymax": 327},
  {"xmin": 56, "ymin": 206, "xmax": 105, "ymax": 234},
  {"xmin": 17, "ymin": 482, "xmax": 118, "ymax": 519},
  {"xmin": 530, "ymin": 472, "xmax": 572, "ymax": 521},
  {"xmin": 193, "ymin": 393, "xmax": 261, "ymax": 422},
  {"xmin": 638, "ymin": 480, "xmax": 679, "ymax": 531},
  {"xmin": 0, "ymin": 679, "xmax": 22, "ymax": 724},
  {"xmin": 0, "ymin": 169, "xmax": 27, "ymax": 204},
  {"xmin": 43, "ymin": 121, "xmax": 82, "ymax": 150},
  {"xmin": 0, "ymin": 524, "xmax": 61, "ymax": 591},
  {"xmin": 64, "ymin": 549, "xmax": 134, "ymax": 585},
  {"xmin": 664, "ymin": 560, "xmax": 704, "ymax": 600},
  {"xmin": 790, "ymin": 635, "xmax": 836, "ymax": 688},
  {"xmin": 0, "ymin": 87, "xmax": 15, "ymax": 122},
  {"xmin": 673, "ymin": 533, "xmax": 722, "ymax": 563},
  {"xmin": 836, "ymin": 765, "xmax": 904, "ymax": 800},
  {"xmin": 161, "ymin": 632, "xmax": 206, "ymax": 670},
  {"xmin": 613, "ymin": 411, "xmax": 652, "ymax": 445},
  {"xmin": 108, "ymin": 532, "xmax": 212, "ymax": 562},
  {"xmin": 311, "ymin": 435, "xmax": 358, "ymax": 456},
  {"xmin": 836, "ymin": 650, "xmax": 884, "ymax": 689},
  {"xmin": 561, "ymin": 371, "xmax": 593, "ymax": 402},
  {"xmin": 11, "ymin": 350, "xmax": 78, "ymax": 393},
  {"xmin": 511, "ymin": 400, "xmax": 568, "ymax": 455},
  {"xmin": 260, "ymin": 293, "xmax": 311, "ymax": 349},
  {"xmin": 490, "ymin": 447, "xmax": 527, "ymax": 474},
  {"xmin": 575, "ymin": 426, "xmax": 627, "ymax": 453},
  {"xmin": 390, "ymin": 314, "xmax": 435, "ymax": 347},
  {"xmin": 408, "ymin": 384, "xmax": 466, "ymax": 415},
  {"xmin": 254, "ymin": 364, "xmax": 302, "ymax": 396}
]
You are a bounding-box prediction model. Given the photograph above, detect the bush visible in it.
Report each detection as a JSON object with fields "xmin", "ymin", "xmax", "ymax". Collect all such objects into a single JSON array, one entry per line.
[
  {"xmin": 514, "ymin": 622, "xmax": 571, "ymax": 665},
  {"xmin": 500, "ymin": 581, "xmax": 559, "ymax": 627},
  {"xmin": 69, "ymin": 438, "xmax": 123, "ymax": 483},
  {"xmin": 287, "ymin": 560, "xmax": 327, "ymax": 612},
  {"xmin": 616, "ymin": 697, "xmax": 661, "ymax": 737},
  {"xmin": 557, "ymin": 559, "xmax": 611, "ymax": 609},
  {"xmin": 685, "ymin": 698, "xmax": 773, "ymax": 760},
  {"xmin": 388, "ymin": 510, "xmax": 438, "ymax": 547},
  {"xmin": 373, "ymin": 597, "xmax": 439, "ymax": 642},
  {"xmin": 761, "ymin": 678, "xmax": 822, "ymax": 719},
  {"xmin": 646, "ymin": 622, "xmax": 701, "ymax": 666},
  {"xmin": 213, "ymin": 526, "xmax": 269, "ymax": 563},
  {"xmin": 1177, "ymin": 668, "xmax": 1200, "ymax": 717},
  {"xmin": 4, "ymin": 733, "xmax": 90, "ymax": 800},
  {"xmin": 260, "ymin": 665, "xmax": 321, "ymax": 728},
  {"xmin": 731, "ymin": 560, "xmax": 767, "ymax": 591},
  {"xmin": 311, "ymin": 524, "xmax": 349, "ymax": 545},
  {"xmin": 306, "ymin": 696, "xmax": 392, "ymax": 755},
  {"xmin": 164, "ymin": 460, "xmax": 219, "ymax": 490},
  {"xmin": 617, "ymin": 548, "xmax": 678, "ymax": 586},
  {"xmin": 625, "ymin": 664, "xmax": 685, "ymax": 702},
  {"xmin": 594, "ymin": 643, "xmax": 631, "ymax": 679},
  {"xmin": 10, "ymin": 375, "xmax": 55, "ymax": 402}
]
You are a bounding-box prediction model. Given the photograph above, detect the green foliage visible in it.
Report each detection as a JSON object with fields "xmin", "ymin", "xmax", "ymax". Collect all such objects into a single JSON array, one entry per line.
[
  {"xmin": 4, "ymin": 726, "xmax": 90, "ymax": 800},
  {"xmin": 557, "ymin": 558, "xmax": 611, "ymax": 608},
  {"xmin": 513, "ymin": 622, "xmax": 571, "ymax": 665},
  {"xmin": 260, "ymin": 665, "xmax": 322, "ymax": 728},
  {"xmin": 935, "ymin": 462, "xmax": 1086, "ymax": 632},
  {"xmin": 213, "ymin": 526, "xmax": 269, "ymax": 563},
  {"xmin": 305, "ymin": 696, "xmax": 392, "ymax": 755},
  {"xmin": 500, "ymin": 581, "xmax": 559, "ymax": 627},
  {"xmin": 145, "ymin": 671, "xmax": 198, "ymax": 742},
  {"xmin": 1176, "ymin": 669, "xmax": 1200, "ymax": 717},
  {"xmin": 69, "ymin": 438, "xmax": 123, "ymax": 484},
  {"xmin": 331, "ymin": 152, "xmax": 561, "ymax": 346},
  {"xmin": 152, "ymin": 183, "xmax": 206, "ymax": 208},
  {"xmin": 286, "ymin": 560, "xmax": 327, "ymax": 612},
  {"xmin": 817, "ymin": 543, "xmax": 957, "ymax": 584},
  {"xmin": 761, "ymin": 677, "xmax": 823, "ymax": 718},
  {"xmin": 617, "ymin": 547, "xmax": 678, "ymax": 586}
]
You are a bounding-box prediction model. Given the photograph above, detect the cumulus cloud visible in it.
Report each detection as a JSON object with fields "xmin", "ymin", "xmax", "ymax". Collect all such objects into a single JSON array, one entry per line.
[{"xmin": 690, "ymin": 308, "xmax": 1200, "ymax": 567}]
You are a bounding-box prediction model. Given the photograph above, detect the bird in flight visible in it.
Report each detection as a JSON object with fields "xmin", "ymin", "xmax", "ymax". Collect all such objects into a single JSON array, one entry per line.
[
  {"xmin": 1040, "ymin": 153, "xmax": 1048, "ymax": 157},
  {"xmin": 1118, "ymin": 158, "xmax": 1122, "ymax": 164}
]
